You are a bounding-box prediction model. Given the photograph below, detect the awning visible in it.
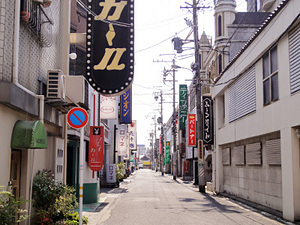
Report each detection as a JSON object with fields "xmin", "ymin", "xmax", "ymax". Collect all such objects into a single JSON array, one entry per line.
[{"xmin": 11, "ymin": 120, "xmax": 48, "ymax": 149}]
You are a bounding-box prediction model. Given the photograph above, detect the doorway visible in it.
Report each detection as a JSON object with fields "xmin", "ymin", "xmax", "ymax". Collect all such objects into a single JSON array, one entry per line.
[{"xmin": 10, "ymin": 150, "xmax": 21, "ymax": 198}]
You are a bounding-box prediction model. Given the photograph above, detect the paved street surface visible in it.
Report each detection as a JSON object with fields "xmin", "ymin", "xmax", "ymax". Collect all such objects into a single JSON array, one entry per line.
[{"xmin": 84, "ymin": 170, "xmax": 294, "ymax": 225}]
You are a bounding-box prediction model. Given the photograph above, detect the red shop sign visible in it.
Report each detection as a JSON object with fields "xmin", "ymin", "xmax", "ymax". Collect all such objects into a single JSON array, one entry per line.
[
  {"xmin": 89, "ymin": 126, "xmax": 104, "ymax": 171},
  {"xmin": 188, "ymin": 114, "xmax": 196, "ymax": 146}
]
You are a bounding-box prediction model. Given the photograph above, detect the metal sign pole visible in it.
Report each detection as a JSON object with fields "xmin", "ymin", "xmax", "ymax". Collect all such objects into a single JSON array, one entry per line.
[{"xmin": 79, "ymin": 127, "xmax": 84, "ymax": 225}]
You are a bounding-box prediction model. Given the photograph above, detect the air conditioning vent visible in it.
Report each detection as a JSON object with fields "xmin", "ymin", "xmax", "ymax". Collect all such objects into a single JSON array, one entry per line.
[{"xmin": 46, "ymin": 69, "xmax": 65, "ymax": 100}]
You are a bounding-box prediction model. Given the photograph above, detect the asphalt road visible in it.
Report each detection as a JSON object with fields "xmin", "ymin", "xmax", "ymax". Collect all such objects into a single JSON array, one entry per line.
[{"xmin": 84, "ymin": 169, "xmax": 291, "ymax": 225}]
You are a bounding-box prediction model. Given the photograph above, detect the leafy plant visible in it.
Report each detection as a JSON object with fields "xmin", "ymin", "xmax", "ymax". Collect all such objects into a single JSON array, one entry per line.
[
  {"xmin": 0, "ymin": 186, "xmax": 29, "ymax": 225},
  {"xmin": 116, "ymin": 162, "xmax": 125, "ymax": 181},
  {"xmin": 32, "ymin": 170, "xmax": 88, "ymax": 224}
]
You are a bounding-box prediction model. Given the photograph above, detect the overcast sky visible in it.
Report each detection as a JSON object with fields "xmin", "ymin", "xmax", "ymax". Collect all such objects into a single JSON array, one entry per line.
[{"xmin": 132, "ymin": 0, "xmax": 247, "ymax": 147}]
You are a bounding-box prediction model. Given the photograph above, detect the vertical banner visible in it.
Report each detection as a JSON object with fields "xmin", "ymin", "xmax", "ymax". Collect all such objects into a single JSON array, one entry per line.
[
  {"xmin": 188, "ymin": 114, "xmax": 196, "ymax": 146},
  {"xmin": 86, "ymin": 0, "xmax": 134, "ymax": 95},
  {"xmin": 203, "ymin": 96, "xmax": 214, "ymax": 145},
  {"xmin": 89, "ymin": 126, "xmax": 104, "ymax": 171},
  {"xmin": 123, "ymin": 133, "xmax": 130, "ymax": 160},
  {"xmin": 128, "ymin": 120, "xmax": 137, "ymax": 150},
  {"xmin": 100, "ymin": 96, "xmax": 117, "ymax": 119},
  {"xmin": 166, "ymin": 141, "xmax": 170, "ymax": 164},
  {"xmin": 120, "ymin": 87, "xmax": 132, "ymax": 124},
  {"xmin": 117, "ymin": 124, "xmax": 127, "ymax": 156},
  {"xmin": 179, "ymin": 84, "xmax": 188, "ymax": 130},
  {"xmin": 159, "ymin": 136, "xmax": 162, "ymax": 154},
  {"xmin": 184, "ymin": 160, "xmax": 190, "ymax": 174},
  {"xmin": 106, "ymin": 164, "xmax": 116, "ymax": 183}
]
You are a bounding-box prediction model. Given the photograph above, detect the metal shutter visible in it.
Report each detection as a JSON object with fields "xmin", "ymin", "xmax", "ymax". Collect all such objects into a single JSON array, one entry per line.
[
  {"xmin": 266, "ymin": 139, "xmax": 281, "ymax": 165},
  {"xmin": 222, "ymin": 148, "xmax": 231, "ymax": 165},
  {"xmin": 233, "ymin": 145, "xmax": 245, "ymax": 165},
  {"xmin": 228, "ymin": 66, "xmax": 256, "ymax": 122},
  {"xmin": 246, "ymin": 142, "xmax": 262, "ymax": 165},
  {"xmin": 289, "ymin": 24, "xmax": 300, "ymax": 94}
]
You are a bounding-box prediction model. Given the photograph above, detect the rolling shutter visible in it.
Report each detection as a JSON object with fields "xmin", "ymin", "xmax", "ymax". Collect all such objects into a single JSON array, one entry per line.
[
  {"xmin": 246, "ymin": 142, "xmax": 262, "ymax": 165},
  {"xmin": 228, "ymin": 66, "xmax": 256, "ymax": 122},
  {"xmin": 266, "ymin": 139, "xmax": 281, "ymax": 165},
  {"xmin": 289, "ymin": 25, "xmax": 300, "ymax": 94},
  {"xmin": 222, "ymin": 148, "xmax": 231, "ymax": 165},
  {"xmin": 233, "ymin": 145, "xmax": 245, "ymax": 165}
]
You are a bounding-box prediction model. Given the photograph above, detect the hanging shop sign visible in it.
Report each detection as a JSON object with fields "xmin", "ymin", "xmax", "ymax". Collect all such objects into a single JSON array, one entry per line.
[
  {"xmin": 86, "ymin": 0, "xmax": 134, "ymax": 96},
  {"xmin": 166, "ymin": 141, "xmax": 170, "ymax": 164},
  {"xmin": 89, "ymin": 126, "xmax": 104, "ymax": 171},
  {"xmin": 198, "ymin": 139, "xmax": 203, "ymax": 164},
  {"xmin": 203, "ymin": 96, "xmax": 214, "ymax": 145},
  {"xmin": 117, "ymin": 124, "xmax": 127, "ymax": 156},
  {"xmin": 179, "ymin": 84, "xmax": 188, "ymax": 130},
  {"xmin": 100, "ymin": 95, "xmax": 117, "ymax": 119},
  {"xmin": 128, "ymin": 120, "xmax": 137, "ymax": 150},
  {"xmin": 120, "ymin": 87, "xmax": 132, "ymax": 124},
  {"xmin": 188, "ymin": 114, "xmax": 196, "ymax": 146},
  {"xmin": 184, "ymin": 160, "xmax": 190, "ymax": 174}
]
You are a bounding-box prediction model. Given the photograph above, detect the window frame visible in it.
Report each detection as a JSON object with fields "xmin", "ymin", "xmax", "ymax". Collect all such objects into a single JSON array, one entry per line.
[{"xmin": 263, "ymin": 46, "xmax": 279, "ymax": 106}]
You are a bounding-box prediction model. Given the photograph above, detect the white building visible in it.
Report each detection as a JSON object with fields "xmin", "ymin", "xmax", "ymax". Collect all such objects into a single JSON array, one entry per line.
[{"xmin": 211, "ymin": 0, "xmax": 300, "ymax": 221}]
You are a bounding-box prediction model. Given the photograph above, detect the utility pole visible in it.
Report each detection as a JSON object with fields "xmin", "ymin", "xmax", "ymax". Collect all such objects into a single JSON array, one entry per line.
[
  {"xmin": 172, "ymin": 58, "xmax": 177, "ymax": 180},
  {"xmin": 181, "ymin": 0, "xmax": 209, "ymax": 192}
]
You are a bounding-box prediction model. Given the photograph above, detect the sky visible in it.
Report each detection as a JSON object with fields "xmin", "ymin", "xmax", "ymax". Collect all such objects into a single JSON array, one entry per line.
[{"xmin": 132, "ymin": 0, "xmax": 247, "ymax": 147}]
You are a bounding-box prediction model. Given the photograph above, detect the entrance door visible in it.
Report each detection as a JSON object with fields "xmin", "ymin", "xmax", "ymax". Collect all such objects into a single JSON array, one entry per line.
[{"xmin": 10, "ymin": 150, "xmax": 21, "ymax": 198}]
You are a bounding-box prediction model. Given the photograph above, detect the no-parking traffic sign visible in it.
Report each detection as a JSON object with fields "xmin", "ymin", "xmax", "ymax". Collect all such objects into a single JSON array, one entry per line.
[{"xmin": 67, "ymin": 107, "xmax": 89, "ymax": 129}]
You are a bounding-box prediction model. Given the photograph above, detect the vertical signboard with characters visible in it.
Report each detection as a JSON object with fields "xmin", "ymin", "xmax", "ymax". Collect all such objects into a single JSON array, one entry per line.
[
  {"xmin": 117, "ymin": 124, "xmax": 127, "ymax": 156},
  {"xmin": 128, "ymin": 120, "xmax": 137, "ymax": 150},
  {"xmin": 100, "ymin": 96, "xmax": 117, "ymax": 119},
  {"xmin": 120, "ymin": 87, "xmax": 132, "ymax": 123},
  {"xmin": 203, "ymin": 96, "xmax": 214, "ymax": 145},
  {"xmin": 89, "ymin": 126, "xmax": 104, "ymax": 171},
  {"xmin": 166, "ymin": 141, "xmax": 170, "ymax": 164},
  {"xmin": 87, "ymin": 0, "xmax": 134, "ymax": 95},
  {"xmin": 179, "ymin": 84, "xmax": 188, "ymax": 130},
  {"xmin": 188, "ymin": 114, "xmax": 196, "ymax": 146}
]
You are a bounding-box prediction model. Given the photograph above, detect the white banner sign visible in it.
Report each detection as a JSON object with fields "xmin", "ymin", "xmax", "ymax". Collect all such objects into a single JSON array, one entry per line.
[
  {"xmin": 100, "ymin": 96, "xmax": 117, "ymax": 119},
  {"xmin": 106, "ymin": 164, "xmax": 116, "ymax": 183},
  {"xmin": 128, "ymin": 120, "xmax": 137, "ymax": 150},
  {"xmin": 117, "ymin": 125, "xmax": 128, "ymax": 156}
]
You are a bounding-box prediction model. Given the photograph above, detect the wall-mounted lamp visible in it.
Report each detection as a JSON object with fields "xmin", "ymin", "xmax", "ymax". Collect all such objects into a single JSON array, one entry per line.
[
  {"xmin": 69, "ymin": 53, "xmax": 77, "ymax": 60},
  {"xmin": 296, "ymin": 128, "xmax": 300, "ymax": 139}
]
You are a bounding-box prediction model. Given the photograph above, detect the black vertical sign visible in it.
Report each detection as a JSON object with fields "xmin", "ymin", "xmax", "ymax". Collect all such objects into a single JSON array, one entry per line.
[
  {"xmin": 86, "ymin": 0, "xmax": 134, "ymax": 96},
  {"xmin": 203, "ymin": 96, "xmax": 214, "ymax": 145}
]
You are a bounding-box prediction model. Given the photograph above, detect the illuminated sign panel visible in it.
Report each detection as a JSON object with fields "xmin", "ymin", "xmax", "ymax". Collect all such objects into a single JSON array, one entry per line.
[
  {"xmin": 120, "ymin": 87, "xmax": 132, "ymax": 123},
  {"xmin": 87, "ymin": 0, "xmax": 134, "ymax": 95}
]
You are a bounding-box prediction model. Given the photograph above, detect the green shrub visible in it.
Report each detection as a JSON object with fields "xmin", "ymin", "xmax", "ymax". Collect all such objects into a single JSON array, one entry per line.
[
  {"xmin": 32, "ymin": 170, "xmax": 88, "ymax": 224},
  {"xmin": 0, "ymin": 186, "xmax": 29, "ymax": 225}
]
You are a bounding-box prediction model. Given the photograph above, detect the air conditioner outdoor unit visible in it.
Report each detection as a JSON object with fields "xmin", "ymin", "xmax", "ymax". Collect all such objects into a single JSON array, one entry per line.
[{"xmin": 46, "ymin": 69, "xmax": 66, "ymax": 100}]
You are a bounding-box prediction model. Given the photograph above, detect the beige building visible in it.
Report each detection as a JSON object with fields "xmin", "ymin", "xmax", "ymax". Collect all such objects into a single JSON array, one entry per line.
[{"xmin": 210, "ymin": 0, "xmax": 300, "ymax": 222}]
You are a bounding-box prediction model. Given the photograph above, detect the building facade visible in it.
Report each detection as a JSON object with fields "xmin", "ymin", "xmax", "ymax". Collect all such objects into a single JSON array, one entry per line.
[{"xmin": 211, "ymin": 0, "xmax": 300, "ymax": 221}]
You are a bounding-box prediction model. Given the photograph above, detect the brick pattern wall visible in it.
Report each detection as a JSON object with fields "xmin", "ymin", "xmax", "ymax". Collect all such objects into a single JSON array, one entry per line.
[
  {"xmin": 18, "ymin": 1, "xmax": 63, "ymax": 93},
  {"xmin": 1, "ymin": 0, "xmax": 14, "ymax": 82}
]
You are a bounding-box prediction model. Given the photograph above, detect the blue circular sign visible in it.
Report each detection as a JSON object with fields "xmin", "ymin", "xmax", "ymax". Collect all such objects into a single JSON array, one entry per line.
[{"xmin": 67, "ymin": 107, "xmax": 89, "ymax": 129}]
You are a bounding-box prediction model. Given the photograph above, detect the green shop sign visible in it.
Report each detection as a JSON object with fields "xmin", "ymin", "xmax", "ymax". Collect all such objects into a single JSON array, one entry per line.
[
  {"xmin": 179, "ymin": 84, "xmax": 188, "ymax": 130},
  {"xmin": 166, "ymin": 141, "xmax": 170, "ymax": 164}
]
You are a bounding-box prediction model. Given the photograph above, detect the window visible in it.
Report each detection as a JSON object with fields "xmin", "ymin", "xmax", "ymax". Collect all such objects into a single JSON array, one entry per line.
[
  {"xmin": 263, "ymin": 46, "xmax": 278, "ymax": 105},
  {"xmin": 289, "ymin": 25, "xmax": 300, "ymax": 94},
  {"xmin": 218, "ymin": 15, "xmax": 222, "ymax": 37}
]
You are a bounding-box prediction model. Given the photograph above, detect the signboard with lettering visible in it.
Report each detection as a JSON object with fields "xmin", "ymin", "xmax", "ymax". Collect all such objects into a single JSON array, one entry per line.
[
  {"xmin": 128, "ymin": 120, "xmax": 137, "ymax": 150},
  {"xmin": 166, "ymin": 141, "xmax": 170, "ymax": 164},
  {"xmin": 89, "ymin": 126, "xmax": 104, "ymax": 171},
  {"xmin": 117, "ymin": 124, "xmax": 127, "ymax": 156},
  {"xmin": 203, "ymin": 96, "xmax": 214, "ymax": 145},
  {"xmin": 87, "ymin": 0, "xmax": 134, "ymax": 95},
  {"xmin": 100, "ymin": 96, "xmax": 118, "ymax": 119},
  {"xmin": 188, "ymin": 114, "xmax": 196, "ymax": 146},
  {"xmin": 106, "ymin": 164, "xmax": 116, "ymax": 183},
  {"xmin": 198, "ymin": 139, "xmax": 203, "ymax": 164},
  {"xmin": 120, "ymin": 87, "xmax": 132, "ymax": 124},
  {"xmin": 179, "ymin": 84, "xmax": 188, "ymax": 130}
]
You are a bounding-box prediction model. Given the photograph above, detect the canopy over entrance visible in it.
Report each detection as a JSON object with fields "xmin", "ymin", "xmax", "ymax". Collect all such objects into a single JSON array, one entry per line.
[{"xmin": 11, "ymin": 120, "xmax": 47, "ymax": 149}]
